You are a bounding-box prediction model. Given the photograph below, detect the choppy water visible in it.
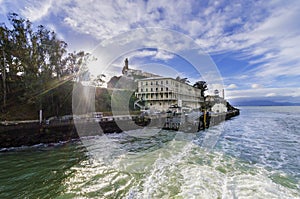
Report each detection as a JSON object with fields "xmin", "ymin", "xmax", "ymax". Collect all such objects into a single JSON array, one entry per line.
[{"xmin": 0, "ymin": 106, "xmax": 299, "ymax": 198}]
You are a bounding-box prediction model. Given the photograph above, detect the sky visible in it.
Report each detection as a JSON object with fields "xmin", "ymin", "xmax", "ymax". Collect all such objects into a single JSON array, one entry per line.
[{"xmin": 0, "ymin": 0, "xmax": 300, "ymax": 103}]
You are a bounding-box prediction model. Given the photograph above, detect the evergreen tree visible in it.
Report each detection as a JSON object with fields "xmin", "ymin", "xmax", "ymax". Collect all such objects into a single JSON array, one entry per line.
[{"xmin": 0, "ymin": 13, "xmax": 91, "ymax": 119}]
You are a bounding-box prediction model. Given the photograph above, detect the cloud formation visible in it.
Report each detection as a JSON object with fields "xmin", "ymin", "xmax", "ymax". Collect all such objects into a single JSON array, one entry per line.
[{"xmin": 0, "ymin": 0, "xmax": 299, "ymax": 101}]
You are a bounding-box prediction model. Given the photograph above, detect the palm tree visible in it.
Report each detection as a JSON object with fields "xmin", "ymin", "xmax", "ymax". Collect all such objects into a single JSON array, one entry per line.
[{"xmin": 193, "ymin": 81, "xmax": 208, "ymax": 97}]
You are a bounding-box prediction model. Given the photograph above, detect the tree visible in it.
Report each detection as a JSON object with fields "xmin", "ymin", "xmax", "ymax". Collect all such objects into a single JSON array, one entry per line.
[
  {"xmin": 1, "ymin": 48, "xmax": 6, "ymax": 109},
  {"xmin": 91, "ymin": 74, "xmax": 106, "ymax": 87},
  {"xmin": 193, "ymin": 81, "xmax": 208, "ymax": 97},
  {"xmin": 0, "ymin": 22, "xmax": 12, "ymax": 110},
  {"xmin": 0, "ymin": 13, "xmax": 92, "ymax": 119}
]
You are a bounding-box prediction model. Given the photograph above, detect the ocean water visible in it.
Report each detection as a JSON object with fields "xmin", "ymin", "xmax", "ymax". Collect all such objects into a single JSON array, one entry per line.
[{"xmin": 0, "ymin": 106, "xmax": 299, "ymax": 198}]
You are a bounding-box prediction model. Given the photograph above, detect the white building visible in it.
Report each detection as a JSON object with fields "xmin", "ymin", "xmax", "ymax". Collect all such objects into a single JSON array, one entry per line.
[
  {"xmin": 211, "ymin": 103, "xmax": 227, "ymax": 113},
  {"xmin": 135, "ymin": 77, "xmax": 204, "ymax": 111},
  {"xmin": 206, "ymin": 95, "xmax": 228, "ymax": 113}
]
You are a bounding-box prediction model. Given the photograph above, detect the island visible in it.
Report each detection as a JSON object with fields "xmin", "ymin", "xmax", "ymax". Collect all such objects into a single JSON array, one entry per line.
[{"xmin": 0, "ymin": 58, "xmax": 239, "ymax": 148}]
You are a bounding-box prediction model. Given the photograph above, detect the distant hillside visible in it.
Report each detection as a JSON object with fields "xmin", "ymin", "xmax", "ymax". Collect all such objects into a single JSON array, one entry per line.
[{"xmin": 230, "ymin": 100, "xmax": 300, "ymax": 106}]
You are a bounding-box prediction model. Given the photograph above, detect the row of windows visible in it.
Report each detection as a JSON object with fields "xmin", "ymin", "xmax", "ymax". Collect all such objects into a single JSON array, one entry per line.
[
  {"xmin": 137, "ymin": 93, "xmax": 201, "ymax": 101},
  {"xmin": 139, "ymin": 82, "xmax": 200, "ymax": 93},
  {"xmin": 149, "ymin": 102, "xmax": 170, "ymax": 106},
  {"xmin": 139, "ymin": 87, "xmax": 201, "ymax": 96},
  {"xmin": 140, "ymin": 87, "xmax": 169, "ymax": 92},
  {"xmin": 140, "ymin": 80, "xmax": 169, "ymax": 86},
  {"xmin": 138, "ymin": 93, "xmax": 174, "ymax": 99}
]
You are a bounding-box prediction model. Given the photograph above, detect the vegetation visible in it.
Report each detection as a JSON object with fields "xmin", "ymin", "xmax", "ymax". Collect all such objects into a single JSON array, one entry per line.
[
  {"xmin": 0, "ymin": 13, "xmax": 93, "ymax": 120},
  {"xmin": 193, "ymin": 81, "xmax": 208, "ymax": 97}
]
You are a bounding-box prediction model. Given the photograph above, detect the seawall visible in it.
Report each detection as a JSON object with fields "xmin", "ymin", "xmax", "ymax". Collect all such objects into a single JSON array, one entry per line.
[
  {"xmin": 0, "ymin": 116, "xmax": 161, "ymax": 148},
  {"xmin": 0, "ymin": 110, "xmax": 239, "ymax": 148}
]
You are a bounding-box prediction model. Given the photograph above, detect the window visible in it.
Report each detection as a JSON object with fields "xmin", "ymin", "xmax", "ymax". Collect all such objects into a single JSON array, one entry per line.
[
  {"xmin": 161, "ymin": 88, "xmax": 163, "ymax": 91},
  {"xmin": 166, "ymin": 80, "xmax": 168, "ymax": 84},
  {"xmin": 146, "ymin": 82, "xmax": 148, "ymax": 86},
  {"xmin": 156, "ymin": 81, "xmax": 158, "ymax": 85},
  {"xmin": 151, "ymin": 82, "xmax": 153, "ymax": 85},
  {"xmin": 161, "ymin": 81, "xmax": 163, "ymax": 84},
  {"xmin": 166, "ymin": 87, "xmax": 168, "ymax": 91},
  {"xmin": 156, "ymin": 88, "xmax": 158, "ymax": 91},
  {"xmin": 151, "ymin": 88, "xmax": 153, "ymax": 92},
  {"xmin": 141, "ymin": 88, "xmax": 143, "ymax": 92},
  {"xmin": 160, "ymin": 94, "xmax": 163, "ymax": 98},
  {"xmin": 146, "ymin": 88, "xmax": 148, "ymax": 92}
]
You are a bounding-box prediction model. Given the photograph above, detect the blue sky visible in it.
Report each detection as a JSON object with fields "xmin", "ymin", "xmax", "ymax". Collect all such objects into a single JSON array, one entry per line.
[{"xmin": 0, "ymin": 0, "xmax": 300, "ymax": 103}]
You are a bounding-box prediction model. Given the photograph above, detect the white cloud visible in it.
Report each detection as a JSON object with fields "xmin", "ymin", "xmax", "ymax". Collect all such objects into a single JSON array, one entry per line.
[
  {"xmin": 3, "ymin": 0, "xmax": 300, "ymax": 64},
  {"xmin": 1, "ymin": 0, "xmax": 299, "ymax": 100},
  {"xmin": 64, "ymin": 17, "xmax": 78, "ymax": 28},
  {"xmin": 251, "ymin": 84, "xmax": 263, "ymax": 89},
  {"xmin": 0, "ymin": 0, "xmax": 4, "ymax": 8},
  {"xmin": 124, "ymin": 49, "xmax": 174, "ymax": 61},
  {"xmin": 226, "ymin": 87, "xmax": 300, "ymax": 99},
  {"xmin": 266, "ymin": 93, "xmax": 277, "ymax": 97},
  {"xmin": 130, "ymin": 50, "xmax": 157, "ymax": 58},
  {"xmin": 153, "ymin": 50, "xmax": 174, "ymax": 61},
  {"xmin": 9, "ymin": 1, "xmax": 300, "ymax": 74},
  {"xmin": 1, "ymin": 0, "xmax": 71, "ymax": 22},
  {"xmin": 227, "ymin": 84, "xmax": 238, "ymax": 89},
  {"xmin": 20, "ymin": 0, "xmax": 53, "ymax": 21}
]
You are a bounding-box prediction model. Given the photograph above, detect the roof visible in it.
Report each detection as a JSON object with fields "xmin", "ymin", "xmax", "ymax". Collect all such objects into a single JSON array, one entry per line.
[{"xmin": 136, "ymin": 76, "xmax": 175, "ymax": 81}]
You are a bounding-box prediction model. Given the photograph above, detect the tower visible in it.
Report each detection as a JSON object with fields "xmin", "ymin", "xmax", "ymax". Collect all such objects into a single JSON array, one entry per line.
[{"xmin": 122, "ymin": 58, "xmax": 129, "ymax": 74}]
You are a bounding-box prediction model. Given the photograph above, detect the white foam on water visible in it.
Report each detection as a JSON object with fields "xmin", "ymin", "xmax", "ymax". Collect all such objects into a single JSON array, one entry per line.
[
  {"xmin": 62, "ymin": 131, "xmax": 300, "ymax": 198},
  {"xmin": 137, "ymin": 140, "xmax": 193, "ymax": 198},
  {"xmin": 131, "ymin": 141, "xmax": 299, "ymax": 198},
  {"xmin": 124, "ymin": 127, "xmax": 161, "ymax": 138}
]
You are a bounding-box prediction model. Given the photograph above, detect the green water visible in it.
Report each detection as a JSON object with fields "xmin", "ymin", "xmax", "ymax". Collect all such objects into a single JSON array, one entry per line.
[
  {"xmin": 0, "ymin": 133, "xmax": 299, "ymax": 199},
  {"xmin": 0, "ymin": 143, "xmax": 86, "ymax": 198},
  {"xmin": 1, "ymin": 107, "xmax": 300, "ymax": 198}
]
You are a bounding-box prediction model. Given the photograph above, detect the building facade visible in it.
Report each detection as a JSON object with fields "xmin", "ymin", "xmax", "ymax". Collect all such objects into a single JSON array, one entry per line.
[{"xmin": 135, "ymin": 77, "xmax": 204, "ymax": 111}]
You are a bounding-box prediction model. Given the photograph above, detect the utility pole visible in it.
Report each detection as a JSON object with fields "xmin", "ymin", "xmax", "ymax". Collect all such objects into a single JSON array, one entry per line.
[{"xmin": 2, "ymin": 48, "xmax": 6, "ymax": 109}]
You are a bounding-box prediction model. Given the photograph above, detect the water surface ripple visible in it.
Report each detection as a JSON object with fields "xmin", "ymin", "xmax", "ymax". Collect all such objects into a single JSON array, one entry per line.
[{"xmin": 0, "ymin": 106, "xmax": 299, "ymax": 198}]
